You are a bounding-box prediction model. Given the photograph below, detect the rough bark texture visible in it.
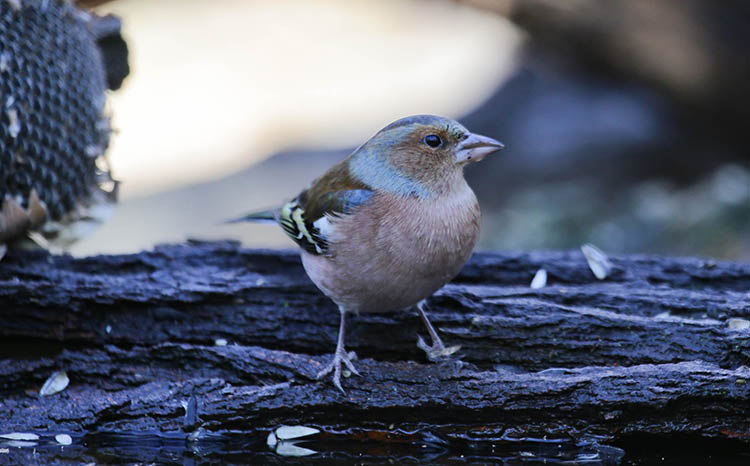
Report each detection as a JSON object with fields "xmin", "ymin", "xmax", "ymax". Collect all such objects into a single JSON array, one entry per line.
[{"xmin": 1, "ymin": 241, "xmax": 749, "ymax": 464}]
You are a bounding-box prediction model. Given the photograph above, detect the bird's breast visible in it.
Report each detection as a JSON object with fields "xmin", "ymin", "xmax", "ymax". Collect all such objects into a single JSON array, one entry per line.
[{"xmin": 301, "ymin": 184, "xmax": 480, "ymax": 313}]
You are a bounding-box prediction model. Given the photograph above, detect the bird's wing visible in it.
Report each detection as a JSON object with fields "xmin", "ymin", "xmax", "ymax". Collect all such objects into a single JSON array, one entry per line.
[
  {"xmin": 279, "ymin": 161, "xmax": 373, "ymax": 255},
  {"xmin": 280, "ymin": 189, "xmax": 373, "ymax": 255}
]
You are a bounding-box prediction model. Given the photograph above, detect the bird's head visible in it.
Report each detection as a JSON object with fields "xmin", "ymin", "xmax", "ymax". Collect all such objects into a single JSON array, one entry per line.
[{"xmin": 349, "ymin": 115, "xmax": 504, "ymax": 198}]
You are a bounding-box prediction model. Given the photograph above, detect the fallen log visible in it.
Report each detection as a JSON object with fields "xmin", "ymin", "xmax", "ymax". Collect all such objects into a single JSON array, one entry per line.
[{"xmin": 1, "ymin": 241, "xmax": 749, "ymax": 464}]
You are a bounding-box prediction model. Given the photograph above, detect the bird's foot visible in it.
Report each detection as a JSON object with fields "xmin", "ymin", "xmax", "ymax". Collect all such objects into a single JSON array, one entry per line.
[
  {"xmin": 316, "ymin": 349, "xmax": 360, "ymax": 393},
  {"xmin": 417, "ymin": 335, "xmax": 461, "ymax": 362}
]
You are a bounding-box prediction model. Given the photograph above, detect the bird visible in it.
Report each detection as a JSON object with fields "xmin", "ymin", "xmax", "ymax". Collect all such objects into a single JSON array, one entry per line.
[{"xmin": 230, "ymin": 115, "xmax": 504, "ymax": 392}]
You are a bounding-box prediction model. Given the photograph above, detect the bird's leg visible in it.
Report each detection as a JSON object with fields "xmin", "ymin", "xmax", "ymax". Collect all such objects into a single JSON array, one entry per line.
[
  {"xmin": 316, "ymin": 306, "xmax": 360, "ymax": 393},
  {"xmin": 416, "ymin": 300, "xmax": 461, "ymax": 362}
]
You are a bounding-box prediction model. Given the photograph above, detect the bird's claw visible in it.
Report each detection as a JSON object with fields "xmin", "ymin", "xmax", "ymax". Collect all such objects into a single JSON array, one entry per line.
[
  {"xmin": 316, "ymin": 349, "xmax": 360, "ymax": 393},
  {"xmin": 417, "ymin": 335, "xmax": 461, "ymax": 362}
]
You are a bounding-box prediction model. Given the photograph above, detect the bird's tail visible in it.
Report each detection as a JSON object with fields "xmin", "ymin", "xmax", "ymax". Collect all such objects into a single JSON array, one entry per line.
[{"xmin": 223, "ymin": 208, "xmax": 279, "ymax": 225}]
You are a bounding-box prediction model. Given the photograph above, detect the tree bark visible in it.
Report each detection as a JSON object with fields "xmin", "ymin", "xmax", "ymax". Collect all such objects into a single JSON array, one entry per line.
[{"xmin": 1, "ymin": 241, "xmax": 749, "ymax": 463}]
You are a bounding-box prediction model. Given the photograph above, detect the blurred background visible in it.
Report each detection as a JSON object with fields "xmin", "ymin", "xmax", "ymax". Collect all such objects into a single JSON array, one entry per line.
[{"xmin": 75, "ymin": 0, "xmax": 750, "ymax": 261}]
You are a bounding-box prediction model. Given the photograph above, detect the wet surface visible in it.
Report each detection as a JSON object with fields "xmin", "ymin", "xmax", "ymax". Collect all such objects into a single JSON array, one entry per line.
[{"xmin": 3, "ymin": 429, "xmax": 750, "ymax": 465}]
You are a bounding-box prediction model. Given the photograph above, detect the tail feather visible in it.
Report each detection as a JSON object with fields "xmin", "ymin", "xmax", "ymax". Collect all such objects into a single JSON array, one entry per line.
[{"xmin": 223, "ymin": 208, "xmax": 279, "ymax": 225}]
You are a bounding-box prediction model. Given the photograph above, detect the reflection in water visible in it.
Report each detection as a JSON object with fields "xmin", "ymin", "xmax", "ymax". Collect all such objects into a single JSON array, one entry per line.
[{"xmin": 6, "ymin": 430, "xmax": 750, "ymax": 464}]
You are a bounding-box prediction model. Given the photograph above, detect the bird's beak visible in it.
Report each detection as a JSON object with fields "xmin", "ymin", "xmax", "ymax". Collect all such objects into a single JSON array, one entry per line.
[{"xmin": 455, "ymin": 132, "xmax": 505, "ymax": 164}]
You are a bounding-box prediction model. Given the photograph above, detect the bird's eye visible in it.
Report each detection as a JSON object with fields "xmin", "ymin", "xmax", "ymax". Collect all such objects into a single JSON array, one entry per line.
[{"xmin": 423, "ymin": 134, "xmax": 442, "ymax": 148}]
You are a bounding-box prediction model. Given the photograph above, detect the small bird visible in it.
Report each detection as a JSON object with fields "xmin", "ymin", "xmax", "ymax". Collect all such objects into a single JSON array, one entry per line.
[{"xmin": 231, "ymin": 115, "xmax": 504, "ymax": 392}]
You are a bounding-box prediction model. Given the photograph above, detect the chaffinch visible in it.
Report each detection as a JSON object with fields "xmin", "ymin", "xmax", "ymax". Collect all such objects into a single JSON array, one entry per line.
[{"xmin": 232, "ymin": 115, "xmax": 504, "ymax": 392}]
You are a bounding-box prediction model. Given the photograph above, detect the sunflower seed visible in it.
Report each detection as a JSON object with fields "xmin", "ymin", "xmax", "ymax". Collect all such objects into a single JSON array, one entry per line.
[
  {"xmin": 6, "ymin": 108, "xmax": 20, "ymax": 138},
  {"xmin": 581, "ymin": 243, "xmax": 613, "ymax": 280},
  {"xmin": 0, "ymin": 433, "xmax": 39, "ymax": 440},
  {"xmin": 40, "ymin": 371, "xmax": 69, "ymax": 396},
  {"xmin": 530, "ymin": 268, "xmax": 547, "ymax": 289},
  {"xmin": 274, "ymin": 425, "xmax": 320, "ymax": 440},
  {"xmin": 55, "ymin": 434, "xmax": 72, "ymax": 445},
  {"xmin": 3, "ymin": 441, "xmax": 37, "ymax": 448},
  {"xmin": 266, "ymin": 431, "xmax": 278, "ymax": 448},
  {"xmin": 727, "ymin": 318, "xmax": 750, "ymax": 330},
  {"xmin": 275, "ymin": 443, "xmax": 317, "ymax": 457}
]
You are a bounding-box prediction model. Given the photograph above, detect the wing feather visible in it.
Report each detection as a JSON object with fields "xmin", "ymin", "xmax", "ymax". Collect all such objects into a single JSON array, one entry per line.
[{"xmin": 278, "ymin": 160, "xmax": 373, "ymax": 255}]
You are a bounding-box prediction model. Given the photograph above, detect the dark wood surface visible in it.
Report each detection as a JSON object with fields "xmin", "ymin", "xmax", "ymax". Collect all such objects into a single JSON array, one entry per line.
[{"xmin": 1, "ymin": 241, "xmax": 749, "ymax": 464}]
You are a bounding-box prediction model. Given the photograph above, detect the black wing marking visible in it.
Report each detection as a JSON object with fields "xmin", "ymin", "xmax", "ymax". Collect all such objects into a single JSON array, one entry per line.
[{"xmin": 279, "ymin": 189, "xmax": 373, "ymax": 255}]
